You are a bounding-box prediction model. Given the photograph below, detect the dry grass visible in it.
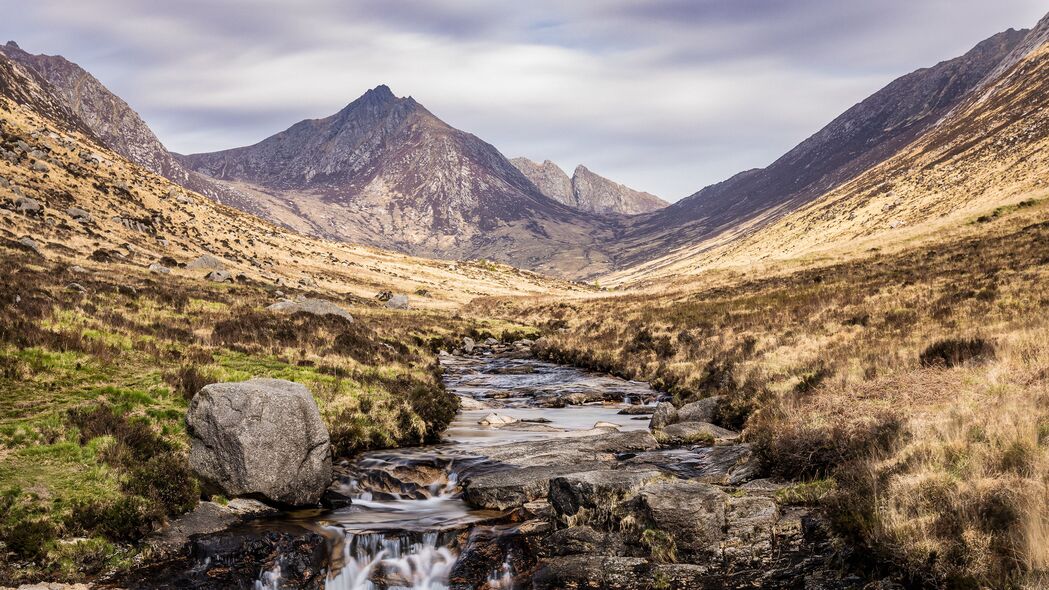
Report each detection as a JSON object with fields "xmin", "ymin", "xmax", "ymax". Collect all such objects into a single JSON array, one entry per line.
[{"xmin": 477, "ymin": 208, "xmax": 1049, "ymax": 587}]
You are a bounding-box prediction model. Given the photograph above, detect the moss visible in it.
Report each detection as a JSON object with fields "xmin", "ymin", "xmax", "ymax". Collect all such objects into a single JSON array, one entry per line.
[
  {"xmin": 775, "ymin": 478, "xmax": 837, "ymax": 505},
  {"xmin": 641, "ymin": 528, "xmax": 677, "ymax": 564}
]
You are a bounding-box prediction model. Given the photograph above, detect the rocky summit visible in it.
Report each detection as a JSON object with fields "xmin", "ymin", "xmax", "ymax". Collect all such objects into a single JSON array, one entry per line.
[{"xmin": 511, "ymin": 157, "xmax": 667, "ymax": 215}]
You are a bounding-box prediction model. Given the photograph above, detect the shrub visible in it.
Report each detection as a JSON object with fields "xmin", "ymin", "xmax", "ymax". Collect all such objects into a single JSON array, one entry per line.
[{"xmin": 919, "ymin": 337, "xmax": 995, "ymax": 368}]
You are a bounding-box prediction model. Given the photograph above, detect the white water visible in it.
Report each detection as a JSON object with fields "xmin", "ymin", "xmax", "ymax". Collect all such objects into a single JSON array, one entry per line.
[
  {"xmin": 253, "ymin": 563, "xmax": 282, "ymax": 590},
  {"xmin": 326, "ymin": 531, "xmax": 456, "ymax": 590}
]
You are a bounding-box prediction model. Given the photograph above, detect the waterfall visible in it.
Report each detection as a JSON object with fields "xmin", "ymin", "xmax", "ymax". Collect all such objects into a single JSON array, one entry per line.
[
  {"xmin": 253, "ymin": 563, "xmax": 282, "ymax": 590},
  {"xmin": 326, "ymin": 531, "xmax": 457, "ymax": 590}
]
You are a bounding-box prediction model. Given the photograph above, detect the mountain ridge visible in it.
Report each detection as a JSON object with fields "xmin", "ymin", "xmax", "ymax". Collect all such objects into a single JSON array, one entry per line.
[{"xmin": 510, "ymin": 157, "xmax": 667, "ymax": 215}]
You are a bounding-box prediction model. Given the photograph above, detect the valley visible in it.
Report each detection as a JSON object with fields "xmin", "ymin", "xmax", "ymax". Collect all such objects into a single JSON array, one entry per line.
[{"xmin": 2, "ymin": 6, "xmax": 1049, "ymax": 590}]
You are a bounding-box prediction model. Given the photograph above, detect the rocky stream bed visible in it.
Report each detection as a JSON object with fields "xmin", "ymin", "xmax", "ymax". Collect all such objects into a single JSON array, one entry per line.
[{"xmin": 114, "ymin": 343, "xmax": 881, "ymax": 590}]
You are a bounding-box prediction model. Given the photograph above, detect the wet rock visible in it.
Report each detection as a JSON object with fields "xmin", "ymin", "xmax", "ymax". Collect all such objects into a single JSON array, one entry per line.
[
  {"xmin": 267, "ymin": 297, "xmax": 354, "ymax": 322},
  {"xmin": 144, "ymin": 499, "xmax": 278, "ymax": 559},
  {"xmin": 458, "ymin": 395, "xmax": 491, "ymax": 411},
  {"xmin": 385, "ymin": 294, "xmax": 410, "ymax": 309},
  {"xmin": 479, "ymin": 412, "xmax": 518, "ymax": 426},
  {"xmin": 542, "ymin": 526, "xmax": 624, "ymax": 557},
  {"xmin": 532, "ymin": 556, "xmax": 649, "ymax": 590},
  {"xmin": 593, "ymin": 421, "xmax": 620, "ymax": 430},
  {"xmin": 617, "ymin": 405, "xmax": 656, "ymax": 415},
  {"xmin": 206, "ymin": 269, "xmax": 232, "ymax": 283},
  {"xmin": 548, "ymin": 468, "xmax": 665, "ymax": 521},
  {"xmin": 658, "ymin": 421, "xmax": 739, "ymax": 445},
  {"xmin": 648, "ymin": 401, "xmax": 677, "ymax": 430},
  {"xmin": 463, "ymin": 463, "xmax": 606, "ymax": 510},
  {"xmin": 677, "ymin": 396, "xmax": 722, "ymax": 424},
  {"xmin": 187, "ymin": 378, "xmax": 332, "ymax": 506}
]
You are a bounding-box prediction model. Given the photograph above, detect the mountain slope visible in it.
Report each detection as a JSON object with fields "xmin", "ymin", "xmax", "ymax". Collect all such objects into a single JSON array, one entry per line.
[
  {"xmin": 180, "ymin": 86, "xmax": 616, "ymax": 277},
  {"xmin": 511, "ymin": 158, "xmax": 667, "ymax": 215},
  {"xmin": 608, "ymin": 26, "xmax": 1029, "ymax": 268},
  {"xmin": 610, "ymin": 14, "xmax": 1049, "ymax": 283},
  {"xmin": 0, "ymin": 52, "xmax": 582, "ymax": 306}
]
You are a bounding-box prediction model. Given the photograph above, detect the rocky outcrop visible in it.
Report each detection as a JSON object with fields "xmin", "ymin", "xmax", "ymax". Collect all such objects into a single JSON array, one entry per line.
[
  {"xmin": 511, "ymin": 157, "xmax": 668, "ymax": 215},
  {"xmin": 186, "ymin": 378, "xmax": 332, "ymax": 506}
]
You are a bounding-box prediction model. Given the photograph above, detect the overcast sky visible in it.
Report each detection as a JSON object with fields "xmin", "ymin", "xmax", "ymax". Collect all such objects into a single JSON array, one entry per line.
[{"xmin": 4, "ymin": 1, "xmax": 1046, "ymax": 201}]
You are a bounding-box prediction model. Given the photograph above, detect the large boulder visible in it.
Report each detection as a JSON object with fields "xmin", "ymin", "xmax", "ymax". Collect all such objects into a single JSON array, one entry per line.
[
  {"xmin": 385, "ymin": 294, "xmax": 410, "ymax": 309},
  {"xmin": 626, "ymin": 480, "xmax": 727, "ymax": 558},
  {"xmin": 648, "ymin": 402, "xmax": 678, "ymax": 430},
  {"xmin": 658, "ymin": 421, "xmax": 739, "ymax": 445},
  {"xmin": 186, "ymin": 254, "xmax": 227, "ymax": 271},
  {"xmin": 186, "ymin": 378, "xmax": 332, "ymax": 506},
  {"xmin": 677, "ymin": 396, "xmax": 722, "ymax": 424}
]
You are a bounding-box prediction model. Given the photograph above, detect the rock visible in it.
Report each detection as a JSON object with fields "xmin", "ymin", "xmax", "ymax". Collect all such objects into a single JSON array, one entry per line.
[
  {"xmin": 66, "ymin": 282, "xmax": 86, "ymax": 293},
  {"xmin": 626, "ymin": 480, "xmax": 726, "ymax": 558},
  {"xmin": 548, "ymin": 469, "xmax": 665, "ymax": 521},
  {"xmin": 14, "ymin": 196, "xmax": 41, "ymax": 214},
  {"xmin": 484, "ymin": 337, "xmax": 499, "ymax": 346},
  {"xmin": 186, "ymin": 254, "xmax": 226, "ymax": 271},
  {"xmin": 65, "ymin": 207, "xmax": 92, "ymax": 222},
  {"xmin": 186, "ymin": 378, "xmax": 332, "ymax": 506},
  {"xmin": 593, "ymin": 421, "xmax": 620, "ymax": 430},
  {"xmin": 677, "ymin": 396, "xmax": 722, "ymax": 424},
  {"xmin": 463, "ymin": 336, "xmax": 476, "ymax": 353},
  {"xmin": 658, "ymin": 421, "xmax": 740, "ymax": 445},
  {"xmin": 144, "ymin": 499, "xmax": 278, "ymax": 559},
  {"xmin": 463, "ymin": 463, "xmax": 606, "ymax": 510},
  {"xmin": 31, "ymin": 160, "xmax": 49, "ymax": 172},
  {"xmin": 514, "ymin": 338, "xmax": 535, "ymax": 348},
  {"xmin": 542, "ymin": 526, "xmax": 621, "ymax": 557},
  {"xmin": 617, "ymin": 405, "xmax": 656, "ymax": 415},
  {"xmin": 69, "ymin": 265, "xmax": 86, "ymax": 273},
  {"xmin": 458, "ymin": 396, "xmax": 492, "ymax": 411},
  {"xmin": 479, "ymin": 413, "xmax": 518, "ymax": 426},
  {"xmin": 267, "ymin": 297, "xmax": 354, "ymax": 322},
  {"xmin": 385, "ymin": 294, "xmax": 410, "ymax": 309},
  {"xmin": 206, "ymin": 270, "xmax": 232, "ymax": 283},
  {"xmin": 148, "ymin": 262, "xmax": 171, "ymax": 274},
  {"xmin": 648, "ymin": 402, "xmax": 678, "ymax": 430},
  {"xmin": 176, "ymin": 194, "xmax": 192, "ymax": 204},
  {"xmin": 532, "ymin": 556, "xmax": 649, "ymax": 590},
  {"xmin": 375, "ymin": 290, "xmax": 393, "ymax": 301},
  {"xmin": 17, "ymin": 236, "xmax": 40, "ymax": 253}
]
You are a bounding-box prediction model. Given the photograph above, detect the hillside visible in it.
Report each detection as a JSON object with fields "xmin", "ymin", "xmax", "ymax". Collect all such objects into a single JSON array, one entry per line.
[
  {"xmin": 179, "ymin": 86, "xmax": 617, "ymax": 277},
  {"xmin": 511, "ymin": 157, "xmax": 667, "ymax": 215},
  {"xmin": 610, "ymin": 15, "xmax": 1049, "ymax": 284},
  {"xmin": 606, "ymin": 26, "xmax": 1029, "ymax": 272}
]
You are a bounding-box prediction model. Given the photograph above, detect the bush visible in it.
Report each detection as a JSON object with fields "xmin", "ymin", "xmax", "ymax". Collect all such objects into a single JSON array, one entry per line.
[{"xmin": 919, "ymin": 337, "xmax": 995, "ymax": 368}]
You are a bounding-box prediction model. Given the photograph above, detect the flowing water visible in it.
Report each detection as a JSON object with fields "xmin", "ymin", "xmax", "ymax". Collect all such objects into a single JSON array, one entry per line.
[{"xmin": 261, "ymin": 353, "xmax": 660, "ymax": 590}]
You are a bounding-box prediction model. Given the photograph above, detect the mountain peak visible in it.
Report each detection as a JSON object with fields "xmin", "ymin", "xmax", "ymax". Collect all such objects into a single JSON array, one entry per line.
[
  {"xmin": 366, "ymin": 84, "xmax": 395, "ymax": 99},
  {"xmin": 5, "ymin": 41, "xmax": 19, "ymax": 49}
]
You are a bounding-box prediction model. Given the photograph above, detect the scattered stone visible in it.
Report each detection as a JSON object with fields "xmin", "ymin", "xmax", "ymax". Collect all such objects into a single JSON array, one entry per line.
[
  {"xmin": 186, "ymin": 254, "xmax": 226, "ymax": 271},
  {"xmin": 618, "ymin": 405, "xmax": 656, "ymax": 415},
  {"xmin": 14, "ymin": 196, "xmax": 41, "ymax": 214},
  {"xmin": 593, "ymin": 421, "xmax": 620, "ymax": 430},
  {"xmin": 31, "ymin": 160, "xmax": 50, "ymax": 172},
  {"xmin": 66, "ymin": 282, "xmax": 86, "ymax": 293},
  {"xmin": 17, "ymin": 236, "xmax": 40, "ymax": 254},
  {"xmin": 463, "ymin": 336, "xmax": 476, "ymax": 353},
  {"xmin": 65, "ymin": 207, "xmax": 92, "ymax": 222},
  {"xmin": 484, "ymin": 337, "xmax": 499, "ymax": 346},
  {"xmin": 267, "ymin": 297, "xmax": 354, "ymax": 322},
  {"xmin": 149, "ymin": 262, "xmax": 171, "ymax": 274},
  {"xmin": 187, "ymin": 378, "xmax": 332, "ymax": 506},
  {"xmin": 385, "ymin": 294, "xmax": 410, "ymax": 309},
  {"xmin": 69, "ymin": 265, "xmax": 86, "ymax": 273},
  {"xmin": 176, "ymin": 194, "xmax": 192, "ymax": 204},
  {"xmin": 206, "ymin": 270, "xmax": 232, "ymax": 283}
]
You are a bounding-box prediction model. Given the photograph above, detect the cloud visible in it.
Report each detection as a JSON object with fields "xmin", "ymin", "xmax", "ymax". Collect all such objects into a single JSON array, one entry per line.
[{"xmin": 4, "ymin": 0, "xmax": 1046, "ymax": 200}]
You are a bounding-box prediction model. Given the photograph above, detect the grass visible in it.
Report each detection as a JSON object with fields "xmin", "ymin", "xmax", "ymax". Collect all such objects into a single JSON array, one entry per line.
[
  {"xmin": 0, "ymin": 248, "xmax": 516, "ymax": 584},
  {"xmin": 476, "ymin": 208, "xmax": 1049, "ymax": 588}
]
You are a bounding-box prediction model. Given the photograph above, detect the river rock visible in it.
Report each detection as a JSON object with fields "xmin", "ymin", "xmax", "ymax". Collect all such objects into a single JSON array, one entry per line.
[
  {"xmin": 463, "ymin": 336, "xmax": 476, "ymax": 353},
  {"xmin": 593, "ymin": 421, "xmax": 620, "ymax": 430},
  {"xmin": 548, "ymin": 469, "xmax": 666, "ymax": 521},
  {"xmin": 267, "ymin": 297, "xmax": 354, "ymax": 322},
  {"xmin": 186, "ymin": 378, "xmax": 332, "ymax": 506},
  {"xmin": 648, "ymin": 402, "xmax": 677, "ymax": 430},
  {"xmin": 658, "ymin": 421, "xmax": 739, "ymax": 445},
  {"xmin": 458, "ymin": 395, "xmax": 491, "ymax": 411},
  {"xmin": 479, "ymin": 412, "xmax": 517, "ymax": 426},
  {"xmin": 677, "ymin": 396, "xmax": 722, "ymax": 424},
  {"xmin": 617, "ymin": 405, "xmax": 656, "ymax": 415},
  {"xmin": 625, "ymin": 480, "xmax": 726, "ymax": 559}
]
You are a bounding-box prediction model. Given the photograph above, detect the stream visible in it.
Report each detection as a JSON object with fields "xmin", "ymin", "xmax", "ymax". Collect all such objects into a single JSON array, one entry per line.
[{"xmin": 127, "ymin": 346, "xmax": 865, "ymax": 589}]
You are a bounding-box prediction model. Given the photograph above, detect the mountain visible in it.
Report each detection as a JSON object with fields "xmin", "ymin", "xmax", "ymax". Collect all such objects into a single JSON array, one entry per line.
[
  {"xmin": 609, "ymin": 26, "xmax": 1030, "ymax": 269},
  {"xmin": 179, "ymin": 86, "xmax": 616, "ymax": 277},
  {"xmin": 610, "ymin": 15, "xmax": 1049, "ymax": 283},
  {"xmin": 0, "ymin": 51, "xmax": 579, "ymax": 306},
  {"xmin": 510, "ymin": 158, "xmax": 667, "ymax": 215}
]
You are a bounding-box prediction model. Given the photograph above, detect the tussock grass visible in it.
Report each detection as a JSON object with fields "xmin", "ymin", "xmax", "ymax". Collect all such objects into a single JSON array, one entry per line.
[{"xmin": 477, "ymin": 212, "xmax": 1049, "ymax": 587}]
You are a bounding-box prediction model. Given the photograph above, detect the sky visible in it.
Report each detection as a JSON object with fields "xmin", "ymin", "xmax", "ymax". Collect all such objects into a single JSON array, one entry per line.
[{"xmin": 4, "ymin": 1, "xmax": 1046, "ymax": 201}]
